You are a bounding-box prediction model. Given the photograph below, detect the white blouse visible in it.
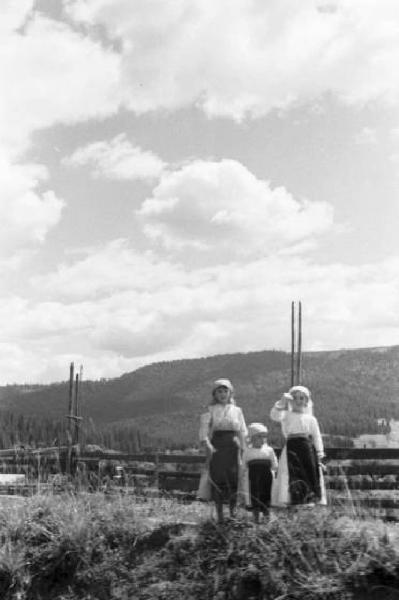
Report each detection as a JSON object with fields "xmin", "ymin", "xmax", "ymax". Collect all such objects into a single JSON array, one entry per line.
[
  {"xmin": 199, "ymin": 403, "xmax": 247, "ymax": 442},
  {"xmin": 270, "ymin": 403, "xmax": 324, "ymax": 457},
  {"xmin": 243, "ymin": 444, "xmax": 278, "ymax": 470}
]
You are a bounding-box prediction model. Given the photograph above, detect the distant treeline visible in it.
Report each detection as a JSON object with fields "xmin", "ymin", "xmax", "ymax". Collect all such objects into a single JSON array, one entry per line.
[
  {"xmin": 0, "ymin": 409, "xmax": 389, "ymax": 453},
  {"xmin": 0, "ymin": 410, "xmax": 157, "ymax": 452},
  {"xmin": 2, "ymin": 346, "xmax": 399, "ymax": 450}
]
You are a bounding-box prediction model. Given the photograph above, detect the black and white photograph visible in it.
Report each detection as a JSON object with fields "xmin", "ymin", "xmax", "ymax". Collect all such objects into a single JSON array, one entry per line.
[{"xmin": 1, "ymin": 1, "xmax": 399, "ymax": 598}]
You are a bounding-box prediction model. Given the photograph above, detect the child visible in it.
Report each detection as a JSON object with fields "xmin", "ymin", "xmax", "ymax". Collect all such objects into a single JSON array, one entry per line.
[
  {"xmin": 199, "ymin": 379, "xmax": 248, "ymax": 524},
  {"xmin": 270, "ymin": 386, "xmax": 326, "ymax": 507},
  {"xmin": 242, "ymin": 422, "xmax": 278, "ymax": 523}
]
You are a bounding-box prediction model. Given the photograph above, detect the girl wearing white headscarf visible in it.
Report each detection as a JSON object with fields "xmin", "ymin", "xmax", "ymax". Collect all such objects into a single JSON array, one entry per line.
[
  {"xmin": 270, "ymin": 386, "xmax": 326, "ymax": 507},
  {"xmin": 198, "ymin": 378, "xmax": 247, "ymax": 523}
]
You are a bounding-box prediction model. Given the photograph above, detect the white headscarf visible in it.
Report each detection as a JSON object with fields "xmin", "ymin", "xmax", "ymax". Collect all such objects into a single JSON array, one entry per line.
[
  {"xmin": 211, "ymin": 378, "xmax": 236, "ymax": 404},
  {"xmin": 248, "ymin": 422, "xmax": 268, "ymax": 437},
  {"xmin": 212, "ymin": 378, "xmax": 234, "ymax": 394},
  {"xmin": 287, "ymin": 385, "xmax": 313, "ymax": 415},
  {"xmin": 289, "ymin": 385, "xmax": 310, "ymax": 398}
]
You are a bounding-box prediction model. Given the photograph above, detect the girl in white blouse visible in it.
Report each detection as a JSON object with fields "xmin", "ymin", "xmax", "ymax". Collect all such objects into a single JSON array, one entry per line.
[
  {"xmin": 270, "ymin": 385, "xmax": 326, "ymax": 507},
  {"xmin": 199, "ymin": 378, "xmax": 247, "ymax": 523}
]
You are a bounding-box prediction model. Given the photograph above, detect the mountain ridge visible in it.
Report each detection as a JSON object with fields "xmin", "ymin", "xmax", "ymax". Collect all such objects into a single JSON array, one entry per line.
[{"xmin": 1, "ymin": 345, "xmax": 399, "ymax": 447}]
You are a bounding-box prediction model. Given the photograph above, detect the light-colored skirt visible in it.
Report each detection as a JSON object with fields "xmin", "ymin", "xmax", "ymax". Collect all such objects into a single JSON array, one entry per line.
[{"xmin": 271, "ymin": 445, "xmax": 327, "ymax": 507}]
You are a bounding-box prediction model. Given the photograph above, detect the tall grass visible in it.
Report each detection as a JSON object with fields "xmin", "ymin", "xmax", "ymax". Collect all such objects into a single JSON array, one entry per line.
[{"xmin": 0, "ymin": 493, "xmax": 398, "ymax": 599}]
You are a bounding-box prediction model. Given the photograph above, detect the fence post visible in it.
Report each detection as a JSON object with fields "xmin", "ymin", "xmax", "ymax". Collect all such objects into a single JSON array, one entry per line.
[
  {"xmin": 154, "ymin": 451, "xmax": 160, "ymax": 492},
  {"xmin": 73, "ymin": 372, "xmax": 79, "ymax": 445},
  {"xmin": 37, "ymin": 452, "xmax": 41, "ymax": 494},
  {"xmin": 66, "ymin": 362, "xmax": 74, "ymax": 475}
]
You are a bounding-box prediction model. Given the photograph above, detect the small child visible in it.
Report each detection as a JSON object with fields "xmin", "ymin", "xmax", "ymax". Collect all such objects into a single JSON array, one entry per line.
[{"xmin": 242, "ymin": 423, "xmax": 278, "ymax": 523}]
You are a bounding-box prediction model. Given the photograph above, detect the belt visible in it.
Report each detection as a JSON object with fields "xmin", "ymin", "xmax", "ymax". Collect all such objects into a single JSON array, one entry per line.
[{"xmin": 287, "ymin": 433, "xmax": 310, "ymax": 440}]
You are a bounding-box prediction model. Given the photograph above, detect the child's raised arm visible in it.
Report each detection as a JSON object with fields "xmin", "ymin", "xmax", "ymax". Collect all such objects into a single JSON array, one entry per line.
[{"xmin": 270, "ymin": 393, "xmax": 292, "ymax": 422}]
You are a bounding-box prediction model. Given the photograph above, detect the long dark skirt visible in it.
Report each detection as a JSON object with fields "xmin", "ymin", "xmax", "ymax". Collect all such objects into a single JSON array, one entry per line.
[
  {"xmin": 209, "ymin": 430, "xmax": 239, "ymax": 505},
  {"xmin": 286, "ymin": 436, "xmax": 321, "ymax": 504},
  {"xmin": 248, "ymin": 459, "xmax": 273, "ymax": 512}
]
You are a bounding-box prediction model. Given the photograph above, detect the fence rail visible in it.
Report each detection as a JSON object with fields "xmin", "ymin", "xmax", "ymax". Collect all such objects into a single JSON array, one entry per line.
[
  {"xmin": 2, "ymin": 447, "xmax": 399, "ymax": 462},
  {"xmin": 1, "ymin": 447, "xmax": 399, "ymax": 519}
]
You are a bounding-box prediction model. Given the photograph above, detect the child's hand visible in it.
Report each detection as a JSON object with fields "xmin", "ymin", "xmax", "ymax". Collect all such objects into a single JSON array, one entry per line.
[
  {"xmin": 277, "ymin": 393, "xmax": 291, "ymax": 409},
  {"xmin": 206, "ymin": 442, "xmax": 216, "ymax": 455},
  {"xmin": 233, "ymin": 435, "xmax": 241, "ymax": 449}
]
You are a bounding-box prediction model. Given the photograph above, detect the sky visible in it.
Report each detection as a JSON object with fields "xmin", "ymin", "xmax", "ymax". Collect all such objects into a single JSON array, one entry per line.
[{"xmin": 1, "ymin": 0, "xmax": 399, "ymax": 384}]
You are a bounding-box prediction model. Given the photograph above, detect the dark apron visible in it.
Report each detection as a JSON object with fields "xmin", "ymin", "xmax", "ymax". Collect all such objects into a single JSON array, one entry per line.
[
  {"xmin": 248, "ymin": 458, "xmax": 273, "ymax": 511},
  {"xmin": 209, "ymin": 430, "xmax": 239, "ymax": 504},
  {"xmin": 286, "ymin": 435, "xmax": 321, "ymax": 504}
]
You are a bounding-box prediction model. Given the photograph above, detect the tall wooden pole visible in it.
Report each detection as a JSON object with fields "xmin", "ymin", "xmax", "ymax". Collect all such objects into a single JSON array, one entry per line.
[
  {"xmin": 74, "ymin": 373, "xmax": 79, "ymax": 445},
  {"xmin": 68, "ymin": 362, "xmax": 74, "ymax": 424},
  {"xmin": 75, "ymin": 365, "xmax": 83, "ymax": 445},
  {"xmin": 67, "ymin": 362, "xmax": 74, "ymax": 474},
  {"xmin": 78, "ymin": 364, "xmax": 83, "ymax": 418},
  {"xmin": 296, "ymin": 301, "xmax": 302, "ymax": 385},
  {"xmin": 291, "ymin": 301, "xmax": 295, "ymax": 387}
]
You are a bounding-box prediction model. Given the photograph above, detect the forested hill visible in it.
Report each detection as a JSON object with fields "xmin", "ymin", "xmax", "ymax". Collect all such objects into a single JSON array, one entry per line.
[{"xmin": 1, "ymin": 345, "xmax": 399, "ymax": 448}]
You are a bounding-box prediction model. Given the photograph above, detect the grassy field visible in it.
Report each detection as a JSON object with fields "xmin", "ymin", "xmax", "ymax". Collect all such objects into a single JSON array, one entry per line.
[{"xmin": 0, "ymin": 493, "xmax": 399, "ymax": 599}]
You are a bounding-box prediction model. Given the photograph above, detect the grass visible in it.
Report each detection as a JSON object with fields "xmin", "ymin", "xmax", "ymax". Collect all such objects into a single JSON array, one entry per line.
[{"xmin": 0, "ymin": 493, "xmax": 399, "ymax": 599}]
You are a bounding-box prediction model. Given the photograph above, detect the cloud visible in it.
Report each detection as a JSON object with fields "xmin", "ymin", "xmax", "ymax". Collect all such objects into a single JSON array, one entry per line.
[
  {"xmin": 0, "ymin": 10, "xmax": 121, "ymax": 157},
  {"xmin": 137, "ymin": 159, "xmax": 334, "ymax": 263},
  {"xmin": 31, "ymin": 239, "xmax": 186, "ymax": 300},
  {"xmin": 0, "ymin": 156, "xmax": 64, "ymax": 255},
  {"xmin": 0, "ymin": 296, "xmax": 91, "ymax": 340},
  {"xmin": 0, "ymin": 5, "xmax": 119, "ymax": 264},
  {"xmin": 2, "ymin": 247, "xmax": 399, "ymax": 383},
  {"xmin": 2, "ymin": 2, "xmax": 399, "ymax": 384},
  {"xmin": 0, "ymin": 0, "xmax": 34, "ymax": 36},
  {"xmin": 354, "ymin": 127, "xmax": 377, "ymax": 145},
  {"xmin": 65, "ymin": 0, "xmax": 399, "ymax": 120},
  {"xmin": 91, "ymin": 313, "xmax": 190, "ymax": 358},
  {"xmin": 64, "ymin": 134, "xmax": 166, "ymax": 181},
  {"xmin": 390, "ymin": 127, "xmax": 399, "ymax": 165}
]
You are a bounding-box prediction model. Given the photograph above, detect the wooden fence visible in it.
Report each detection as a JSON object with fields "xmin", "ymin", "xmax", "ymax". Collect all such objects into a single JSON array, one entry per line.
[{"xmin": 1, "ymin": 447, "xmax": 399, "ymax": 517}]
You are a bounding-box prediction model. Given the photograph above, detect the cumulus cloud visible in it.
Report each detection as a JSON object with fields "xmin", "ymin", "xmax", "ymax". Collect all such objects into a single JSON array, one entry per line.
[
  {"xmin": 0, "ymin": 10, "xmax": 121, "ymax": 157},
  {"xmin": 64, "ymin": 134, "xmax": 166, "ymax": 181},
  {"xmin": 0, "ymin": 296, "xmax": 91, "ymax": 340},
  {"xmin": 1, "ymin": 1, "xmax": 398, "ymax": 384},
  {"xmin": 137, "ymin": 159, "xmax": 334, "ymax": 262},
  {"xmin": 31, "ymin": 239, "xmax": 187, "ymax": 300},
  {"xmin": 0, "ymin": 0, "xmax": 33, "ymax": 36},
  {"xmin": 0, "ymin": 4, "xmax": 120, "ymax": 264},
  {"xmin": 2, "ymin": 246, "xmax": 399, "ymax": 382},
  {"xmin": 0, "ymin": 156, "xmax": 64, "ymax": 254},
  {"xmin": 65, "ymin": 0, "xmax": 399, "ymax": 120}
]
